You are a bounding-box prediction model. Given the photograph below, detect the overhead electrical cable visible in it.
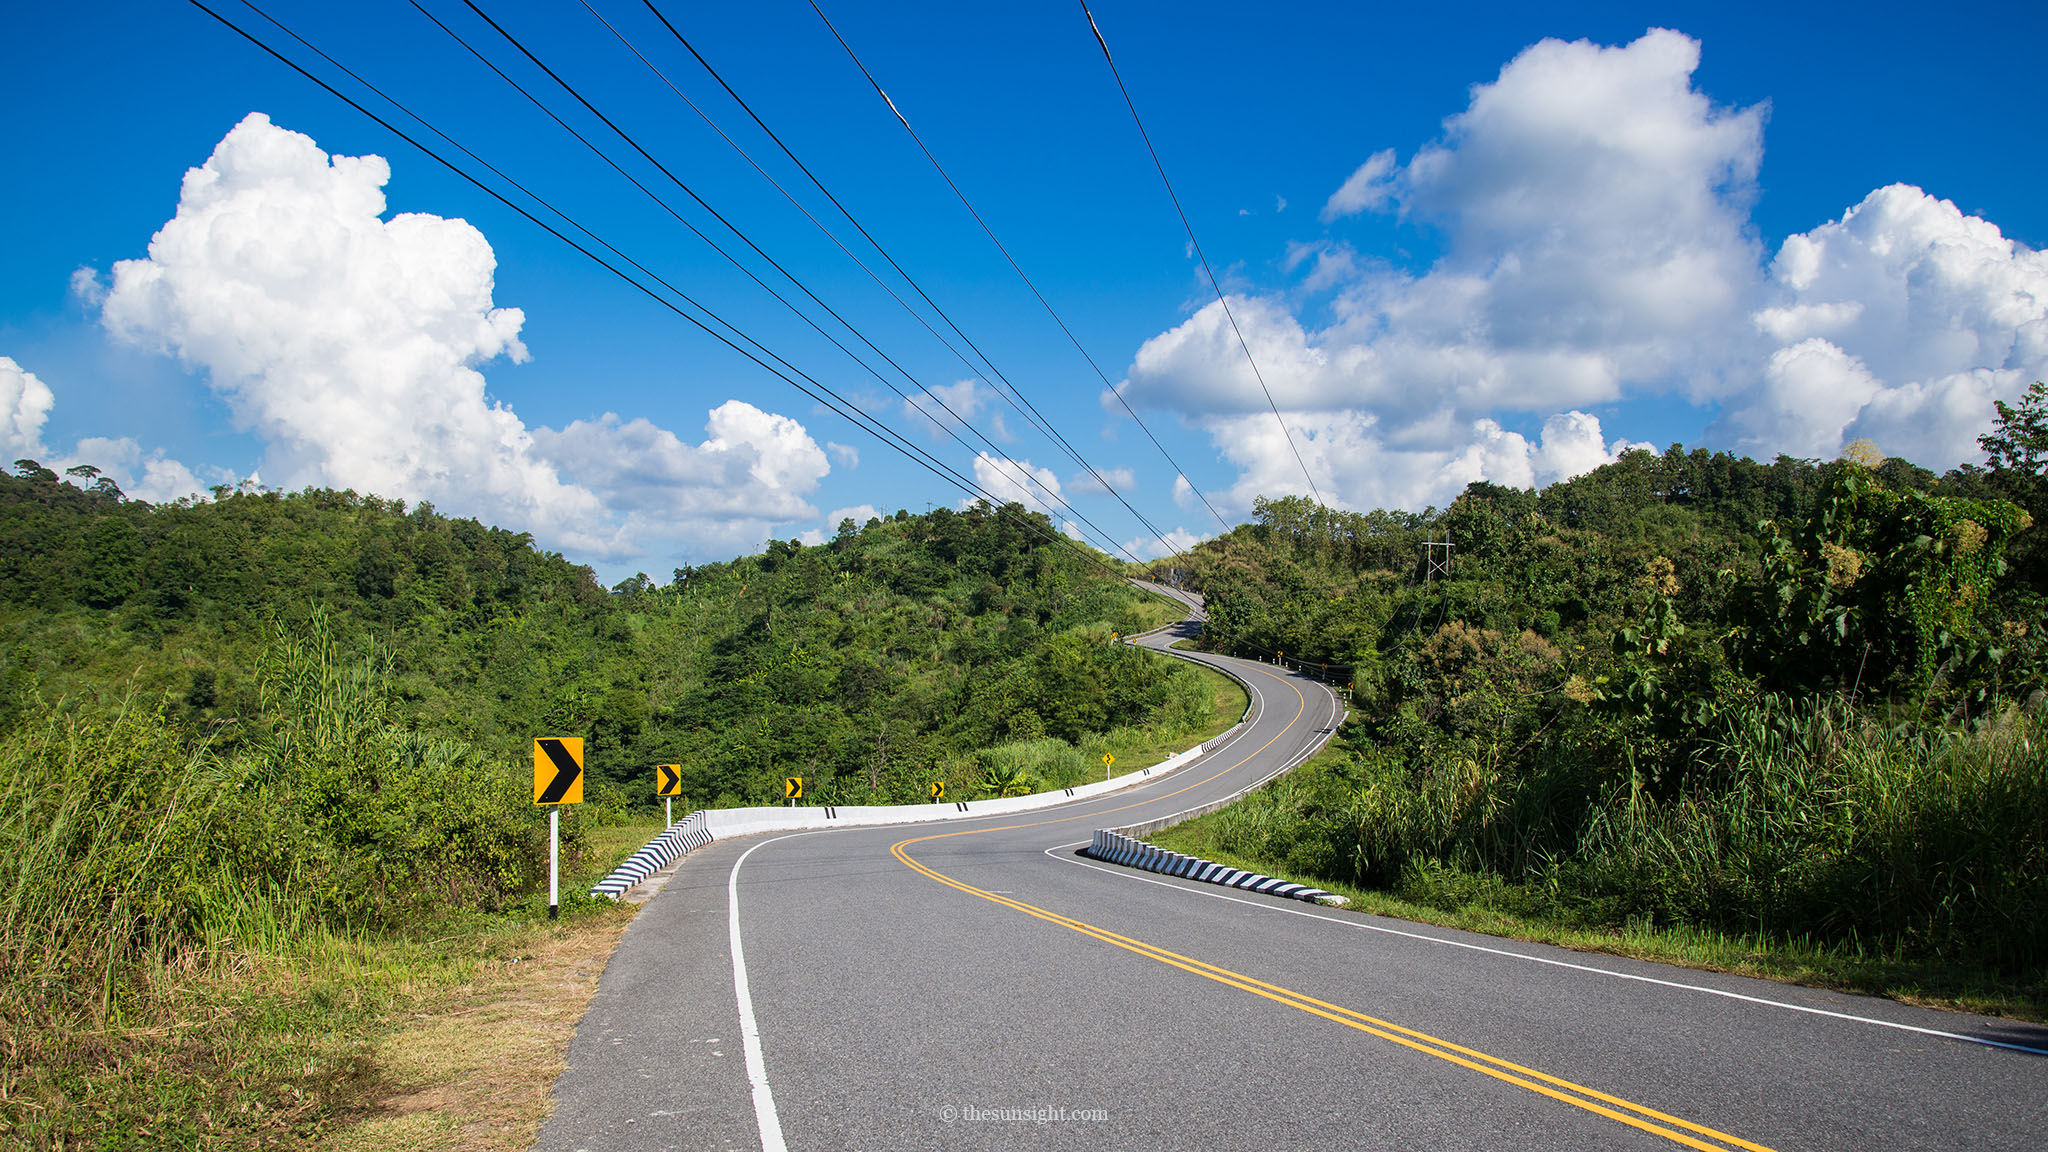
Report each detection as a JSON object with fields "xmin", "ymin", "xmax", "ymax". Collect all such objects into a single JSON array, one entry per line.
[
  {"xmin": 626, "ymin": 0, "xmax": 1090, "ymax": 475},
  {"xmin": 439, "ymin": 0, "xmax": 1138, "ymax": 561},
  {"xmin": 229, "ymin": 0, "xmax": 1070, "ymax": 562},
  {"xmin": 575, "ymin": 0, "xmax": 1148, "ymax": 555},
  {"xmin": 621, "ymin": 0, "xmax": 1197, "ymax": 561},
  {"xmin": 804, "ymin": 0, "xmax": 1235, "ymax": 541},
  {"xmin": 423, "ymin": 0, "xmax": 1142, "ymax": 561},
  {"xmin": 194, "ymin": 0, "xmax": 1131, "ymax": 578},
  {"xmin": 1075, "ymin": 0, "xmax": 1328, "ymax": 509},
  {"xmin": 588, "ymin": 2, "xmax": 1010, "ymax": 430}
]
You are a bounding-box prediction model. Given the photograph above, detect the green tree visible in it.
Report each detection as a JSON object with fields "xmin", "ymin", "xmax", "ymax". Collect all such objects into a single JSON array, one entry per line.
[{"xmin": 1982, "ymin": 381, "xmax": 2048, "ymax": 477}]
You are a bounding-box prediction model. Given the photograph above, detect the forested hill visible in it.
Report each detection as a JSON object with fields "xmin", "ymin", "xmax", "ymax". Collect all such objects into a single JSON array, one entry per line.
[
  {"xmin": 0, "ymin": 463, "xmax": 1186, "ymax": 806},
  {"xmin": 1150, "ymin": 392, "xmax": 2047, "ymax": 976},
  {"xmin": 1173, "ymin": 430, "xmax": 2043, "ymax": 708}
]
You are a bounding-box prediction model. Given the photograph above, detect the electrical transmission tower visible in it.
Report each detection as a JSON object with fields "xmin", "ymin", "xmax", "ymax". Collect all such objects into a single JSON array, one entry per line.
[{"xmin": 1422, "ymin": 534, "xmax": 1454, "ymax": 584}]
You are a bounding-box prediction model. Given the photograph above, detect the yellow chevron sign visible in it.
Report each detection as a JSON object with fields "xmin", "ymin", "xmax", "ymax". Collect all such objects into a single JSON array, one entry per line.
[
  {"xmin": 785, "ymin": 776, "xmax": 804, "ymax": 800},
  {"xmin": 656, "ymin": 764, "xmax": 682, "ymax": 797},
  {"xmin": 533, "ymin": 738, "xmax": 584, "ymax": 805}
]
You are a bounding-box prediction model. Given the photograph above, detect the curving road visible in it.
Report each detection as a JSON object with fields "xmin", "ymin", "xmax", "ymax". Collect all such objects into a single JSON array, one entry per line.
[{"xmin": 541, "ymin": 588, "xmax": 2048, "ymax": 1152}]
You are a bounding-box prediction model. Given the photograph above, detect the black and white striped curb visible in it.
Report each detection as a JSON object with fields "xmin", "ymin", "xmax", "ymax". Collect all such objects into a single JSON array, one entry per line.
[
  {"xmin": 590, "ymin": 810, "xmax": 713, "ymax": 898},
  {"xmin": 1087, "ymin": 829, "xmax": 1348, "ymax": 906}
]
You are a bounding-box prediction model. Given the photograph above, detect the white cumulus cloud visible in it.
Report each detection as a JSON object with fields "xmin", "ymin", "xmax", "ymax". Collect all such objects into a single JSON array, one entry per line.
[
  {"xmin": 532, "ymin": 400, "xmax": 830, "ymax": 559},
  {"xmin": 67, "ymin": 435, "xmax": 212, "ymax": 504},
  {"xmin": 1122, "ymin": 526, "xmax": 1210, "ymax": 561},
  {"xmin": 1119, "ymin": 27, "xmax": 2044, "ymax": 513},
  {"xmin": 1719, "ymin": 184, "xmax": 2048, "ymax": 464},
  {"xmin": 1321, "ymin": 149, "xmax": 1396, "ymax": 222},
  {"xmin": 966, "ymin": 451, "xmax": 1063, "ymax": 514},
  {"xmin": 904, "ymin": 379, "xmax": 1011, "ymax": 442},
  {"xmin": 1, "ymin": 357, "xmax": 54, "ymax": 462},
  {"xmin": 1069, "ymin": 465, "xmax": 1135, "ymax": 495},
  {"xmin": 2, "ymin": 356, "xmax": 210, "ymax": 504},
  {"xmin": 1123, "ymin": 29, "xmax": 1763, "ymax": 513},
  {"xmin": 96, "ymin": 113, "xmax": 834, "ymax": 563},
  {"xmin": 798, "ymin": 505, "xmax": 881, "ymax": 546}
]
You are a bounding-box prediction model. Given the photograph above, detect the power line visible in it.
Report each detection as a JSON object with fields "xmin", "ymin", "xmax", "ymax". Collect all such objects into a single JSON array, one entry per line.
[
  {"xmin": 625, "ymin": 0, "xmax": 1199, "ymax": 563},
  {"xmin": 428, "ymin": 0, "xmax": 1142, "ymax": 561},
  {"xmin": 1075, "ymin": 0, "xmax": 1327, "ymax": 510},
  {"xmin": 613, "ymin": 3, "xmax": 1042, "ymax": 444},
  {"xmin": 805, "ymin": 0, "xmax": 1234, "ymax": 543},
  {"xmin": 192, "ymin": 0, "xmax": 1131, "ymax": 580},
  {"xmin": 570, "ymin": 0, "xmax": 1159, "ymax": 560}
]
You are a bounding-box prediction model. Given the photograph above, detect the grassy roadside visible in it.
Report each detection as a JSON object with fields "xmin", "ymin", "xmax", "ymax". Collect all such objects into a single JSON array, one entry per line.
[
  {"xmin": 2, "ymin": 818, "xmax": 663, "ymax": 1152},
  {"xmin": 1122, "ymin": 587, "xmax": 1190, "ymax": 635},
  {"xmin": 1098, "ymin": 662, "xmax": 1248, "ymax": 777},
  {"xmin": 1151, "ymin": 765, "xmax": 2048, "ymax": 1023},
  {"xmin": 315, "ymin": 911, "xmax": 634, "ymax": 1152},
  {"xmin": 313, "ymin": 817, "xmax": 664, "ymax": 1152}
]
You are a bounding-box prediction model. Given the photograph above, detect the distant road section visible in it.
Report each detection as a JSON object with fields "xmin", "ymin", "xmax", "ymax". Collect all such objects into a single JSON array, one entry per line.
[{"xmin": 542, "ymin": 591, "xmax": 2048, "ymax": 1152}]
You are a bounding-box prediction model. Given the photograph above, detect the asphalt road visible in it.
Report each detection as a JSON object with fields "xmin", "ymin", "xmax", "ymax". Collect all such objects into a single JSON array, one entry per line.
[{"xmin": 541, "ymin": 588, "xmax": 2048, "ymax": 1152}]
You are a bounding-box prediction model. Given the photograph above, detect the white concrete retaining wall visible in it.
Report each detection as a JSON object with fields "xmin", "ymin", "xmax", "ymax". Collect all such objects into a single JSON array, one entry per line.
[
  {"xmin": 589, "ymin": 727, "xmax": 1228, "ymax": 898},
  {"xmin": 587, "ymin": 590, "xmax": 1263, "ymax": 900}
]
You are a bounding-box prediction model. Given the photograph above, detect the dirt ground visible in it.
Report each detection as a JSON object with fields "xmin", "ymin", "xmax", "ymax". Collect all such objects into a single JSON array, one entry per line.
[{"xmin": 322, "ymin": 908, "xmax": 636, "ymax": 1152}]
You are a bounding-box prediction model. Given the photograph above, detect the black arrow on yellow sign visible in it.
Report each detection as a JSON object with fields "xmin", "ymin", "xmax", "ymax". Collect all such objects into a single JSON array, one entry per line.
[
  {"xmin": 929, "ymin": 781, "xmax": 945, "ymax": 801},
  {"xmin": 533, "ymin": 737, "xmax": 584, "ymax": 805},
  {"xmin": 656, "ymin": 764, "xmax": 682, "ymax": 797},
  {"xmin": 785, "ymin": 776, "xmax": 804, "ymax": 800}
]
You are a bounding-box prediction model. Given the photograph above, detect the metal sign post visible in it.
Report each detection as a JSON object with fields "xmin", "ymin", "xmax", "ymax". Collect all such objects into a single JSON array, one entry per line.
[
  {"xmin": 656, "ymin": 764, "xmax": 683, "ymax": 827},
  {"xmin": 533, "ymin": 737, "xmax": 585, "ymax": 922}
]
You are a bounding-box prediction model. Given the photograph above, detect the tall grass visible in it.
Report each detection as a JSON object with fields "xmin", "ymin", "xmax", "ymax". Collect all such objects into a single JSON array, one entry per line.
[
  {"xmin": 1572, "ymin": 696, "xmax": 2048, "ymax": 971},
  {"xmin": 2, "ymin": 619, "xmax": 586, "ymax": 1148},
  {"xmin": 0, "ymin": 701, "xmax": 226, "ymax": 1020},
  {"xmin": 1207, "ymin": 695, "xmax": 2048, "ymax": 974},
  {"xmin": 1, "ymin": 617, "xmax": 560, "ymax": 1030}
]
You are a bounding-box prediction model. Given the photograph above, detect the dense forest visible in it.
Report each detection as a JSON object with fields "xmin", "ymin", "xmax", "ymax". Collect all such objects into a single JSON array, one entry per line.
[
  {"xmin": 0, "ymin": 471, "xmax": 1196, "ymax": 808},
  {"xmin": 1160, "ymin": 383, "xmax": 2047, "ymax": 975}
]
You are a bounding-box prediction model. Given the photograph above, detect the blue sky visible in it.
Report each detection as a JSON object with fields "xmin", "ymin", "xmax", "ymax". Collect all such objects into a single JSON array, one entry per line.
[{"xmin": 4, "ymin": 0, "xmax": 2045, "ymax": 580}]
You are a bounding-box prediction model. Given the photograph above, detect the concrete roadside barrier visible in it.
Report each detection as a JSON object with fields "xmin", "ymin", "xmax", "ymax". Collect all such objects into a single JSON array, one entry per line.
[
  {"xmin": 588, "ymin": 718, "xmax": 1241, "ymax": 899},
  {"xmin": 1087, "ymin": 828, "xmax": 1348, "ymax": 906}
]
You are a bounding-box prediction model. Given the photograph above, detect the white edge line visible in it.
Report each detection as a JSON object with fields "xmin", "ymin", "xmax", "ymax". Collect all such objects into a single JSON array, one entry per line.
[
  {"xmin": 704, "ymin": 616, "xmax": 1327, "ymax": 1152},
  {"xmin": 1044, "ymin": 840, "xmax": 2048, "ymax": 1058},
  {"xmin": 731, "ymin": 831, "xmax": 832, "ymax": 1152}
]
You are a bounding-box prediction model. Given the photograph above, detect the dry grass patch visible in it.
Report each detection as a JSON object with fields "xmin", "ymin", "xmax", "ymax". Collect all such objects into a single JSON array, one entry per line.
[{"xmin": 324, "ymin": 904, "xmax": 635, "ymax": 1152}]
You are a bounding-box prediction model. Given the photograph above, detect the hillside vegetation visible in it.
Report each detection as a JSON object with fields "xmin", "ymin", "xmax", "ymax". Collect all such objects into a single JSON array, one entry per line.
[
  {"xmin": 0, "ymin": 471, "xmax": 1195, "ymax": 800},
  {"xmin": 1160, "ymin": 385, "xmax": 2047, "ymax": 986},
  {"xmin": 0, "ymin": 473, "xmax": 1205, "ymax": 1148}
]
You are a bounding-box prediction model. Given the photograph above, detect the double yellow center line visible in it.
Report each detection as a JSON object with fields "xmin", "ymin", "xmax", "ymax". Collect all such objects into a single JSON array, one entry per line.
[{"xmin": 889, "ymin": 666, "xmax": 1777, "ymax": 1151}]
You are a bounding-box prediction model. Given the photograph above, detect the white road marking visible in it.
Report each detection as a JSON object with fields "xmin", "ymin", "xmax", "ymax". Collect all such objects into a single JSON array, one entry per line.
[
  {"xmin": 711, "ymin": 629, "xmax": 1334, "ymax": 1152},
  {"xmin": 1047, "ymin": 840, "xmax": 2048, "ymax": 1057},
  {"xmin": 731, "ymin": 832, "xmax": 831, "ymax": 1152}
]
